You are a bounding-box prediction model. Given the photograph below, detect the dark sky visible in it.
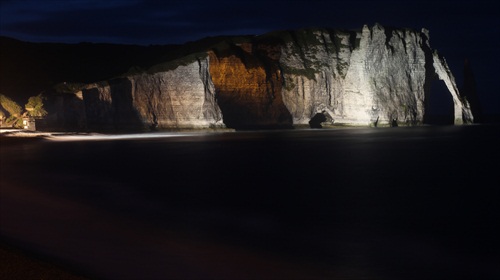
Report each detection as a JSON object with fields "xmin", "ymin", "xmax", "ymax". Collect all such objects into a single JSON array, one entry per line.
[{"xmin": 1, "ymin": 0, "xmax": 498, "ymax": 113}]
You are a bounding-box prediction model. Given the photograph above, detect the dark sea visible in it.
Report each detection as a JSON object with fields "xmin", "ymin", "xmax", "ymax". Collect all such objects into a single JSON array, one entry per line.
[{"xmin": 1, "ymin": 125, "xmax": 499, "ymax": 279}]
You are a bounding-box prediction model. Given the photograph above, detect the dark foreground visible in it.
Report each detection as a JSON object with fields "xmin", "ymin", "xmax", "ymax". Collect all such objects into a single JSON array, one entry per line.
[{"xmin": 1, "ymin": 125, "xmax": 499, "ymax": 279}]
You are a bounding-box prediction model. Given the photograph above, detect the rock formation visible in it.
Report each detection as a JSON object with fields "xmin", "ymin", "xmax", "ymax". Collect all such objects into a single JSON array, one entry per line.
[
  {"xmin": 42, "ymin": 24, "xmax": 476, "ymax": 130},
  {"xmin": 278, "ymin": 24, "xmax": 472, "ymax": 126},
  {"xmin": 82, "ymin": 57, "xmax": 222, "ymax": 130}
]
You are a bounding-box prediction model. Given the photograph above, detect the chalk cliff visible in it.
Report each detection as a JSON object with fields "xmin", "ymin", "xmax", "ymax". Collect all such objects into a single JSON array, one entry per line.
[
  {"xmin": 82, "ymin": 57, "xmax": 222, "ymax": 130},
  {"xmin": 277, "ymin": 24, "xmax": 472, "ymax": 126},
  {"xmin": 58, "ymin": 24, "xmax": 474, "ymax": 130}
]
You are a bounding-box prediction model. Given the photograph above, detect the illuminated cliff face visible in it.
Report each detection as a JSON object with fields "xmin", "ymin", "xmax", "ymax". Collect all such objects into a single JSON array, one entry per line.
[
  {"xmin": 206, "ymin": 25, "xmax": 473, "ymax": 128},
  {"xmin": 277, "ymin": 25, "xmax": 473, "ymax": 126},
  {"xmin": 76, "ymin": 24, "xmax": 473, "ymax": 131},
  {"xmin": 208, "ymin": 44, "xmax": 292, "ymax": 129},
  {"xmin": 82, "ymin": 57, "xmax": 223, "ymax": 130}
]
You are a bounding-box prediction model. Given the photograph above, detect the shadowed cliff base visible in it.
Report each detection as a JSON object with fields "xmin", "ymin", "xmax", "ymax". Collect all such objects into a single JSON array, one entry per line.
[
  {"xmin": 82, "ymin": 78, "xmax": 144, "ymax": 132},
  {"xmin": 309, "ymin": 113, "xmax": 327, "ymax": 128}
]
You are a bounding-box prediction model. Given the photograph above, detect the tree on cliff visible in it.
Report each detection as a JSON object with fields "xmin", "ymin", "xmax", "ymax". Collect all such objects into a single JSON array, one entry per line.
[{"xmin": 25, "ymin": 94, "xmax": 48, "ymax": 118}]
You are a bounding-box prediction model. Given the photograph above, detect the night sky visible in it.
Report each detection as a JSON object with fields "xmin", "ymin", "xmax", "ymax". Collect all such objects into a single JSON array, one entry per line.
[{"xmin": 1, "ymin": 0, "xmax": 498, "ymax": 114}]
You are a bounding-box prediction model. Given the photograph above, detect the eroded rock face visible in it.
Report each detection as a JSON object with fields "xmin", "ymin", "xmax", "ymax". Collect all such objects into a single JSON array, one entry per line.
[
  {"xmin": 207, "ymin": 43, "xmax": 292, "ymax": 129},
  {"xmin": 279, "ymin": 24, "xmax": 472, "ymax": 126},
  {"xmin": 77, "ymin": 24, "xmax": 472, "ymax": 130},
  {"xmin": 82, "ymin": 57, "xmax": 223, "ymax": 130}
]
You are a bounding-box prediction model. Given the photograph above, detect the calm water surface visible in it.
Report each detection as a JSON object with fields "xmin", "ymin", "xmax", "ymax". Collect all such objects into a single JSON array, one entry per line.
[{"xmin": 1, "ymin": 125, "xmax": 499, "ymax": 279}]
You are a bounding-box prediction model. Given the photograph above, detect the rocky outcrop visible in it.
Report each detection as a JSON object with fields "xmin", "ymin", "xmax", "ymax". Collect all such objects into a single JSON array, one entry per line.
[
  {"xmin": 207, "ymin": 43, "xmax": 292, "ymax": 128},
  {"xmin": 58, "ymin": 24, "xmax": 473, "ymax": 130},
  {"xmin": 279, "ymin": 24, "xmax": 472, "ymax": 126},
  {"xmin": 81, "ymin": 57, "xmax": 223, "ymax": 130}
]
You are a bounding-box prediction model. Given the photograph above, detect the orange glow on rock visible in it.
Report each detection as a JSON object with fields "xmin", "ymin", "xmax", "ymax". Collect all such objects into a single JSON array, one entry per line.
[{"xmin": 208, "ymin": 43, "xmax": 291, "ymax": 128}]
